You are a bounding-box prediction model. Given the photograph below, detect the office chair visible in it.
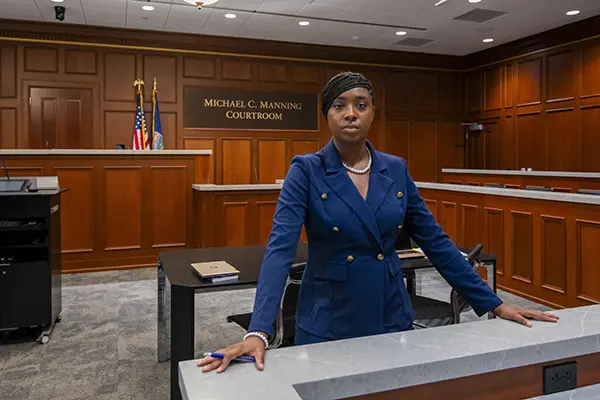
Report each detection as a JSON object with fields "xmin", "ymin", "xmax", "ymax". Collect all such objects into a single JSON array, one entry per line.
[
  {"xmin": 225, "ymin": 262, "xmax": 306, "ymax": 349},
  {"xmin": 411, "ymin": 244, "xmax": 485, "ymax": 329},
  {"xmin": 525, "ymin": 185, "xmax": 553, "ymax": 192},
  {"xmin": 577, "ymin": 189, "xmax": 600, "ymax": 196}
]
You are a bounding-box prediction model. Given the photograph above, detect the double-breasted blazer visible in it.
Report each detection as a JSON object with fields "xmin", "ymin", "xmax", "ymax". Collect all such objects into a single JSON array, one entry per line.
[{"xmin": 248, "ymin": 139, "xmax": 502, "ymax": 344}]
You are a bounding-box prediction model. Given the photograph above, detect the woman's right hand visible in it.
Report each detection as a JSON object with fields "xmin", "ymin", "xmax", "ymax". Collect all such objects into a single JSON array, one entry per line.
[{"xmin": 197, "ymin": 335, "xmax": 267, "ymax": 373}]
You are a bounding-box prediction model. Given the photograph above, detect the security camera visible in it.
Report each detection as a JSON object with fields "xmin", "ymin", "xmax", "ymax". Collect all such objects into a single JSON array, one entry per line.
[{"xmin": 54, "ymin": 5, "xmax": 65, "ymax": 21}]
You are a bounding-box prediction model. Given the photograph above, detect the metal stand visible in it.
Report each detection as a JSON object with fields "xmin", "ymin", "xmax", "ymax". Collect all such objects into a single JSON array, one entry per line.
[{"xmin": 37, "ymin": 315, "xmax": 61, "ymax": 344}]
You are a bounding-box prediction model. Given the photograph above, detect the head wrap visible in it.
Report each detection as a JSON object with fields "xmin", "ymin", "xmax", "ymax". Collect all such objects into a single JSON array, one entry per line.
[{"xmin": 321, "ymin": 71, "xmax": 375, "ymax": 119}]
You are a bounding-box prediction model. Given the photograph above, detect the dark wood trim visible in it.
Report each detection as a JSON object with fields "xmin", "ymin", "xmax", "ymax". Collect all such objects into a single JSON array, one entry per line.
[{"xmin": 347, "ymin": 352, "xmax": 600, "ymax": 400}]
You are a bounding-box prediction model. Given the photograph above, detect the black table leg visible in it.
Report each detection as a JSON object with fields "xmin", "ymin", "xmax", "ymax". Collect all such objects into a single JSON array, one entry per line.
[{"xmin": 170, "ymin": 285, "xmax": 195, "ymax": 400}]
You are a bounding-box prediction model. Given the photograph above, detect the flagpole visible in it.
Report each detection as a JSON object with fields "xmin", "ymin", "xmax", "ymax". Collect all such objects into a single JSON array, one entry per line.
[
  {"xmin": 133, "ymin": 79, "xmax": 149, "ymax": 150},
  {"xmin": 152, "ymin": 77, "xmax": 157, "ymax": 150}
]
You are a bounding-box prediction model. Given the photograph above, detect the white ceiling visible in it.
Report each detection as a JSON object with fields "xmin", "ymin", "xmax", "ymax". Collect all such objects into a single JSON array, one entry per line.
[{"xmin": 1, "ymin": 0, "xmax": 600, "ymax": 56}]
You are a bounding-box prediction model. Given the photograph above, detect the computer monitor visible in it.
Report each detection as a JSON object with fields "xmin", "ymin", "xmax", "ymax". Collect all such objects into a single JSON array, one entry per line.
[{"xmin": 0, "ymin": 179, "xmax": 30, "ymax": 192}]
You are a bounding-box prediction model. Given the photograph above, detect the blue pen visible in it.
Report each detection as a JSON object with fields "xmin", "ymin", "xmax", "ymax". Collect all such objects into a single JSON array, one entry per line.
[{"xmin": 203, "ymin": 352, "xmax": 256, "ymax": 363}]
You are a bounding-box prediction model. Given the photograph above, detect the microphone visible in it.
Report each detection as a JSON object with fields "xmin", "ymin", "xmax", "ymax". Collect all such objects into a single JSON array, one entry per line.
[{"xmin": 0, "ymin": 154, "xmax": 10, "ymax": 180}]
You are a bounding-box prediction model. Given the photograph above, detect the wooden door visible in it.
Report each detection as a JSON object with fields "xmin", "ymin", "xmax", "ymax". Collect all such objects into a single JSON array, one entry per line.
[{"xmin": 29, "ymin": 87, "xmax": 93, "ymax": 149}]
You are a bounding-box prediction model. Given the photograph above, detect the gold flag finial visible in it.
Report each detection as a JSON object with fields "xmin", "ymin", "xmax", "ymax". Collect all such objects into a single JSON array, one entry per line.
[
  {"xmin": 133, "ymin": 79, "xmax": 145, "ymax": 92},
  {"xmin": 153, "ymin": 77, "xmax": 157, "ymax": 91}
]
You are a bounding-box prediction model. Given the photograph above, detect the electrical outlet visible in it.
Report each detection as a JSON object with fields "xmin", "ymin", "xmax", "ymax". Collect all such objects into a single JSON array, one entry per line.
[{"xmin": 543, "ymin": 362, "xmax": 577, "ymax": 395}]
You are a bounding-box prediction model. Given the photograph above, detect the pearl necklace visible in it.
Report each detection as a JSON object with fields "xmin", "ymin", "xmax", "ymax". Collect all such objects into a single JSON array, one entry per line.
[{"xmin": 342, "ymin": 147, "xmax": 372, "ymax": 175}]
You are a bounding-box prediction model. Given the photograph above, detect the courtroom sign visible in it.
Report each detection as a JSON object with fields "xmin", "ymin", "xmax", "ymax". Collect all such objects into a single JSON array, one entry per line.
[{"xmin": 183, "ymin": 87, "xmax": 319, "ymax": 131}]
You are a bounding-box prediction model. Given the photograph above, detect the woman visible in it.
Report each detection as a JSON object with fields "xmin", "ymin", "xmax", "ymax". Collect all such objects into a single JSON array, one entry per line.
[{"xmin": 200, "ymin": 72, "xmax": 559, "ymax": 373}]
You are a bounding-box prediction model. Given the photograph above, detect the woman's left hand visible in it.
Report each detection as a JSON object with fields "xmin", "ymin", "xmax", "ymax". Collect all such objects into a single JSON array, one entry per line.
[{"xmin": 493, "ymin": 304, "xmax": 560, "ymax": 327}]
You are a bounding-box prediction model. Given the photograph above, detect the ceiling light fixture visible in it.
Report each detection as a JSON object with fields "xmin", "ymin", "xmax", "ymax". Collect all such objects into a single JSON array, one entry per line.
[
  {"xmin": 469, "ymin": 0, "xmax": 482, "ymax": 3},
  {"xmin": 299, "ymin": 21, "xmax": 310, "ymax": 26},
  {"xmin": 566, "ymin": 10, "xmax": 580, "ymax": 16},
  {"xmin": 396, "ymin": 31, "xmax": 407, "ymax": 36},
  {"xmin": 50, "ymin": 0, "xmax": 64, "ymax": 2},
  {"xmin": 142, "ymin": 5, "xmax": 154, "ymax": 11},
  {"xmin": 352, "ymin": 36, "xmax": 359, "ymax": 40},
  {"xmin": 225, "ymin": 13, "xmax": 236, "ymax": 19},
  {"xmin": 483, "ymin": 38, "xmax": 494, "ymax": 43},
  {"xmin": 183, "ymin": 0, "xmax": 219, "ymax": 8},
  {"xmin": 434, "ymin": 0, "xmax": 448, "ymax": 6}
]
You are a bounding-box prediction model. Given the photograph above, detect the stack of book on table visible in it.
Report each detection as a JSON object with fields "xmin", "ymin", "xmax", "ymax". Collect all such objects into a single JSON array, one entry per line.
[{"xmin": 190, "ymin": 260, "xmax": 240, "ymax": 283}]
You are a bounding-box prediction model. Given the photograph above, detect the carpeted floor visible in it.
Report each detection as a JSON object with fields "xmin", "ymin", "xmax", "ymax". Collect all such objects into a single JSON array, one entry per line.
[{"xmin": 0, "ymin": 267, "xmax": 551, "ymax": 400}]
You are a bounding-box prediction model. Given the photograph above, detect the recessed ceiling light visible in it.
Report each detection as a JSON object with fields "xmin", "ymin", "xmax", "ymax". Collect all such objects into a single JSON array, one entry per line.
[
  {"xmin": 566, "ymin": 10, "xmax": 580, "ymax": 16},
  {"xmin": 396, "ymin": 31, "xmax": 407, "ymax": 36},
  {"xmin": 225, "ymin": 13, "xmax": 236, "ymax": 19},
  {"xmin": 51, "ymin": 0, "xmax": 64, "ymax": 2},
  {"xmin": 299, "ymin": 21, "xmax": 310, "ymax": 26},
  {"xmin": 142, "ymin": 5, "xmax": 154, "ymax": 11},
  {"xmin": 469, "ymin": 0, "xmax": 482, "ymax": 3},
  {"xmin": 434, "ymin": 0, "xmax": 448, "ymax": 6},
  {"xmin": 483, "ymin": 38, "xmax": 494, "ymax": 43},
  {"xmin": 352, "ymin": 36, "xmax": 359, "ymax": 40}
]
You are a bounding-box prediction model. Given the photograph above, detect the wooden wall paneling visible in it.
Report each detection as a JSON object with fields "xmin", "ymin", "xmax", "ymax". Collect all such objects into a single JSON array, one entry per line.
[
  {"xmin": 484, "ymin": 67, "xmax": 503, "ymax": 111},
  {"xmin": 438, "ymin": 73, "xmax": 462, "ymax": 114},
  {"xmin": 410, "ymin": 72, "xmax": 437, "ymax": 112},
  {"xmin": 257, "ymin": 139, "xmax": 286, "ymax": 184},
  {"xmin": 466, "ymin": 71, "xmax": 482, "ymax": 113},
  {"xmin": 0, "ymin": 46, "xmax": 17, "ymax": 98},
  {"xmin": 580, "ymin": 105, "xmax": 600, "ymax": 172},
  {"xmin": 103, "ymin": 166, "xmax": 143, "ymax": 251},
  {"xmin": 222, "ymin": 59, "xmax": 253, "ymax": 81},
  {"xmin": 504, "ymin": 64, "xmax": 514, "ymax": 108},
  {"xmin": 545, "ymin": 109, "xmax": 579, "ymax": 171},
  {"xmin": 461, "ymin": 204, "xmax": 479, "ymax": 248},
  {"xmin": 516, "ymin": 58, "xmax": 542, "ymax": 106},
  {"xmin": 517, "ymin": 113, "xmax": 545, "ymax": 170},
  {"xmin": 54, "ymin": 166, "xmax": 95, "ymax": 254},
  {"xmin": 436, "ymin": 120, "xmax": 463, "ymax": 182},
  {"xmin": 576, "ymin": 219, "xmax": 600, "ymax": 304},
  {"xmin": 257, "ymin": 62, "xmax": 287, "ymax": 83},
  {"xmin": 385, "ymin": 120, "xmax": 409, "ymax": 161},
  {"xmin": 0, "ymin": 108, "xmax": 17, "ymax": 148},
  {"xmin": 291, "ymin": 65, "xmax": 322, "ymax": 85},
  {"xmin": 183, "ymin": 56, "xmax": 217, "ymax": 79},
  {"xmin": 223, "ymin": 201, "xmax": 248, "ymax": 246},
  {"xmin": 581, "ymin": 42, "xmax": 600, "ymax": 98},
  {"xmin": 290, "ymin": 139, "xmax": 320, "ymax": 160},
  {"xmin": 64, "ymin": 49, "xmax": 97, "ymax": 75},
  {"xmin": 222, "ymin": 138, "xmax": 252, "ymax": 184},
  {"xmin": 511, "ymin": 211, "xmax": 533, "ymax": 284},
  {"xmin": 104, "ymin": 111, "xmax": 135, "ymax": 149},
  {"xmin": 368, "ymin": 119, "xmax": 381, "ymax": 151},
  {"xmin": 483, "ymin": 121, "xmax": 501, "ymax": 170},
  {"xmin": 441, "ymin": 201, "xmax": 457, "ymax": 242},
  {"xmin": 547, "ymin": 51, "xmax": 575, "ymax": 102},
  {"xmin": 150, "ymin": 166, "xmax": 187, "ymax": 248},
  {"xmin": 24, "ymin": 47, "xmax": 58, "ymax": 73},
  {"xmin": 485, "ymin": 208, "xmax": 504, "ymax": 276},
  {"xmin": 143, "ymin": 54, "xmax": 177, "ymax": 102},
  {"xmin": 541, "ymin": 215, "xmax": 567, "ymax": 295},
  {"xmin": 502, "ymin": 116, "xmax": 515, "ymax": 170},
  {"xmin": 409, "ymin": 120, "xmax": 436, "ymax": 182},
  {"xmin": 104, "ymin": 52, "xmax": 136, "ymax": 101},
  {"xmin": 386, "ymin": 72, "xmax": 409, "ymax": 112},
  {"xmin": 183, "ymin": 137, "xmax": 215, "ymax": 183},
  {"xmin": 257, "ymin": 201, "xmax": 277, "ymax": 244}
]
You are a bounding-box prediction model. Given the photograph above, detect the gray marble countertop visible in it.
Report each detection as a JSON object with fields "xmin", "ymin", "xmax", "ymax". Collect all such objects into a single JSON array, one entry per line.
[
  {"xmin": 526, "ymin": 383, "xmax": 600, "ymax": 399},
  {"xmin": 179, "ymin": 305, "xmax": 600, "ymax": 400},
  {"xmin": 193, "ymin": 184, "xmax": 283, "ymax": 191},
  {"xmin": 0, "ymin": 149, "xmax": 212, "ymax": 156},
  {"xmin": 416, "ymin": 182, "xmax": 600, "ymax": 205},
  {"xmin": 442, "ymin": 168, "xmax": 600, "ymax": 178}
]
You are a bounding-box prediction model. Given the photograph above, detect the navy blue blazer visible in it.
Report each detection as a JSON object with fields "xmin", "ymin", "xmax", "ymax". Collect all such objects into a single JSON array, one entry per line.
[{"xmin": 248, "ymin": 139, "xmax": 502, "ymax": 344}]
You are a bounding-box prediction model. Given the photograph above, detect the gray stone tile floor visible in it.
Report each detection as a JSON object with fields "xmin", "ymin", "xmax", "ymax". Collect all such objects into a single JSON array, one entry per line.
[{"xmin": 0, "ymin": 267, "xmax": 552, "ymax": 400}]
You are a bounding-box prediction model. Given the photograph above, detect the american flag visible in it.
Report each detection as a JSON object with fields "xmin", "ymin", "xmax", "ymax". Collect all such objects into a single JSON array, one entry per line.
[{"xmin": 132, "ymin": 90, "xmax": 149, "ymax": 150}]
